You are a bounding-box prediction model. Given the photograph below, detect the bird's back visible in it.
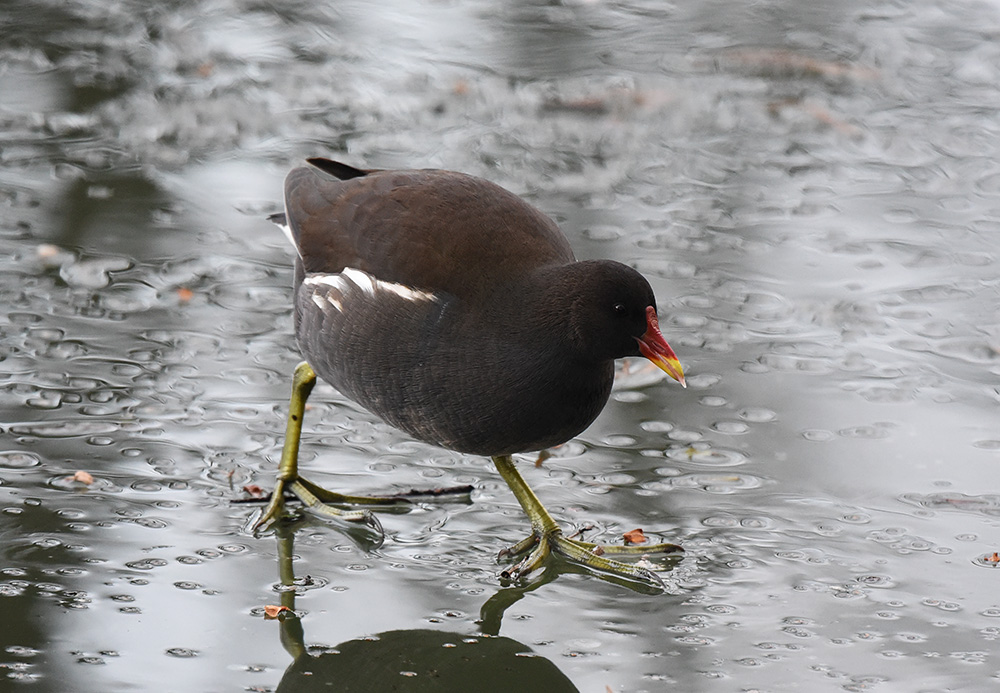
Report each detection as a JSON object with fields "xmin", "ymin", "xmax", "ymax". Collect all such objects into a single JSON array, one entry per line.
[{"xmin": 283, "ymin": 162, "xmax": 575, "ymax": 300}]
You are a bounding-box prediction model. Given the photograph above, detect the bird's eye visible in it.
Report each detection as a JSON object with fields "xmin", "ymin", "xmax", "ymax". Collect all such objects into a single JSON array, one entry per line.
[{"xmin": 613, "ymin": 303, "xmax": 627, "ymax": 315}]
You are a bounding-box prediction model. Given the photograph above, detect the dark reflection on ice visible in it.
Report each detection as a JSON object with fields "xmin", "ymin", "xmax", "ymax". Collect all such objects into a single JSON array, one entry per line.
[{"xmin": 268, "ymin": 527, "xmax": 580, "ymax": 692}]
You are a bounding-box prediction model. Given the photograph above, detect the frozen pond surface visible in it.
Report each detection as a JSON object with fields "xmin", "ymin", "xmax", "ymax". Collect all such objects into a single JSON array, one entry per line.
[{"xmin": 1, "ymin": 0, "xmax": 999, "ymax": 690}]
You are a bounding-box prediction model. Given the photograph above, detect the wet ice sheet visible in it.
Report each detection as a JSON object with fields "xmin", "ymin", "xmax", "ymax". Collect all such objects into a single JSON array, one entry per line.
[{"xmin": 2, "ymin": 0, "xmax": 1000, "ymax": 690}]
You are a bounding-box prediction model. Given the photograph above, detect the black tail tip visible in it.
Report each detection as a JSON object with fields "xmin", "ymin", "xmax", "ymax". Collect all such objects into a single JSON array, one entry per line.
[{"xmin": 306, "ymin": 158, "xmax": 370, "ymax": 180}]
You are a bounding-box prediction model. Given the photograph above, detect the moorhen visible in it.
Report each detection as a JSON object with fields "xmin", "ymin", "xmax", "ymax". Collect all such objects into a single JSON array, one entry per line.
[{"xmin": 253, "ymin": 158, "xmax": 686, "ymax": 586}]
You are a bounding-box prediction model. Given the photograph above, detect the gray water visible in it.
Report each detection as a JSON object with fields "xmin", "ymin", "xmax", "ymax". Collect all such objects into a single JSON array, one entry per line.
[{"xmin": 1, "ymin": 0, "xmax": 999, "ymax": 691}]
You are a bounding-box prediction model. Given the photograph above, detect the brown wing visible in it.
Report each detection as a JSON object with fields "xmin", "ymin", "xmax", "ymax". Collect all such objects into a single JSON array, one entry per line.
[{"xmin": 282, "ymin": 160, "xmax": 575, "ymax": 300}]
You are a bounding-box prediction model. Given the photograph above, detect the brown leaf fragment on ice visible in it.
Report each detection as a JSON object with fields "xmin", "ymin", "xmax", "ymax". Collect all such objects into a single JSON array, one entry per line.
[
  {"xmin": 71, "ymin": 470, "xmax": 95, "ymax": 485},
  {"xmin": 242, "ymin": 484, "xmax": 267, "ymax": 498},
  {"xmin": 534, "ymin": 449, "xmax": 552, "ymax": 468},
  {"xmin": 263, "ymin": 605, "xmax": 291, "ymax": 620},
  {"xmin": 623, "ymin": 528, "xmax": 648, "ymax": 545}
]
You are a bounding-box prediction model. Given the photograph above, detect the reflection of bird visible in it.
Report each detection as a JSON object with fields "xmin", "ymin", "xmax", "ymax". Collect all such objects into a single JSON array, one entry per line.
[
  {"xmin": 254, "ymin": 158, "xmax": 686, "ymax": 585},
  {"xmin": 276, "ymin": 628, "xmax": 579, "ymax": 693}
]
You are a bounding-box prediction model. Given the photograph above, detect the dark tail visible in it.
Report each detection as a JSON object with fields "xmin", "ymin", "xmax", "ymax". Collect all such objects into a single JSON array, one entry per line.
[{"xmin": 306, "ymin": 158, "xmax": 371, "ymax": 180}]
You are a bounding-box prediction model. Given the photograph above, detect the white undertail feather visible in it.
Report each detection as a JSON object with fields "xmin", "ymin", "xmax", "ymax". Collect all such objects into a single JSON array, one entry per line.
[
  {"xmin": 277, "ymin": 223, "xmax": 297, "ymax": 254},
  {"xmin": 276, "ymin": 188, "xmax": 301, "ymax": 259}
]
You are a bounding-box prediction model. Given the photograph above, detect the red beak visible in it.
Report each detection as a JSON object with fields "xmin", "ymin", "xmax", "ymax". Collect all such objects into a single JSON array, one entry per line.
[{"xmin": 635, "ymin": 306, "xmax": 686, "ymax": 387}]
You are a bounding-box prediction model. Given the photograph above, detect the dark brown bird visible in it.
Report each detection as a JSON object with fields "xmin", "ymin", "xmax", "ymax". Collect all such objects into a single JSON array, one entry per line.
[{"xmin": 254, "ymin": 158, "xmax": 685, "ymax": 586}]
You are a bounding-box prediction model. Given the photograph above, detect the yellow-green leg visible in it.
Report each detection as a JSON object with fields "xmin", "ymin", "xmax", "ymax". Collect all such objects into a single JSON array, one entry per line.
[
  {"xmin": 492, "ymin": 455, "xmax": 682, "ymax": 588},
  {"xmin": 252, "ymin": 361, "xmax": 400, "ymax": 534}
]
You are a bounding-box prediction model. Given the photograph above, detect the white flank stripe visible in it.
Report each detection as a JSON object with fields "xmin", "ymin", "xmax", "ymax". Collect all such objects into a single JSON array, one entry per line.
[
  {"xmin": 304, "ymin": 268, "xmax": 438, "ymax": 308},
  {"xmin": 304, "ymin": 274, "xmax": 346, "ymax": 313},
  {"xmin": 378, "ymin": 280, "xmax": 438, "ymax": 302},
  {"xmin": 303, "ymin": 274, "xmax": 348, "ymax": 292},
  {"xmin": 341, "ymin": 267, "xmax": 377, "ymax": 296}
]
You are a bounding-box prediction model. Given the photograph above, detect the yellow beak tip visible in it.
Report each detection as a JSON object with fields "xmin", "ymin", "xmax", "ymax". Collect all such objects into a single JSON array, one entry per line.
[{"xmin": 654, "ymin": 357, "xmax": 686, "ymax": 388}]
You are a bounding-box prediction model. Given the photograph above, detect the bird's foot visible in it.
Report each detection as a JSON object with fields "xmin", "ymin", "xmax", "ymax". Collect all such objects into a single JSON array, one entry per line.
[
  {"xmin": 490, "ymin": 454, "xmax": 682, "ymax": 589},
  {"xmin": 497, "ymin": 526, "xmax": 682, "ymax": 589},
  {"xmin": 250, "ymin": 474, "xmax": 387, "ymax": 536}
]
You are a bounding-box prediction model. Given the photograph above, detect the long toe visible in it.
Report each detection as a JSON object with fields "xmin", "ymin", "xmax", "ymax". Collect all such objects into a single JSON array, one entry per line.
[{"xmin": 551, "ymin": 534, "xmax": 672, "ymax": 589}]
